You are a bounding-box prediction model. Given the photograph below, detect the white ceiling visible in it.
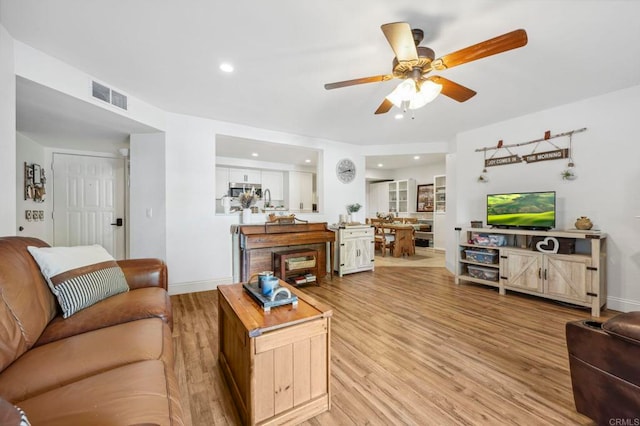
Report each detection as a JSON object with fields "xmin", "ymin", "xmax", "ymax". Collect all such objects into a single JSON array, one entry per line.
[{"xmin": 4, "ymin": 1, "xmax": 640, "ymax": 164}]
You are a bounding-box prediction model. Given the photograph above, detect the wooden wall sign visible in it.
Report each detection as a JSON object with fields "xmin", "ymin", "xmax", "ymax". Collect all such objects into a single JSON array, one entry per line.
[
  {"xmin": 523, "ymin": 148, "xmax": 569, "ymax": 163},
  {"xmin": 485, "ymin": 155, "xmax": 521, "ymax": 167}
]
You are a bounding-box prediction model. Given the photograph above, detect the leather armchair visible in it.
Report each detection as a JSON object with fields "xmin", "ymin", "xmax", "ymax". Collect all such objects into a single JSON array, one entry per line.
[{"xmin": 566, "ymin": 312, "xmax": 640, "ymax": 423}]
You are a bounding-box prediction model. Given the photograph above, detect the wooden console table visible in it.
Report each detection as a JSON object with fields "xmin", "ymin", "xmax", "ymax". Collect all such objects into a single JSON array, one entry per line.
[
  {"xmin": 218, "ymin": 282, "xmax": 332, "ymax": 425},
  {"xmin": 231, "ymin": 222, "xmax": 335, "ymax": 282}
]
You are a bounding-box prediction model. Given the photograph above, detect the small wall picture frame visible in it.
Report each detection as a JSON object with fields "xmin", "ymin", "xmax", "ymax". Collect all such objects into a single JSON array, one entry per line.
[
  {"xmin": 38, "ymin": 210, "xmax": 45, "ymax": 220},
  {"xmin": 25, "ymin": 210, "xmax": 32, "ymax": 221},
  {"xmin": 417, "ymin": 184, "xmax": 435, "ymax": 212},
  {"xmin": 32, "ymin": 164, "xmax": 42, "ymax": 185}
]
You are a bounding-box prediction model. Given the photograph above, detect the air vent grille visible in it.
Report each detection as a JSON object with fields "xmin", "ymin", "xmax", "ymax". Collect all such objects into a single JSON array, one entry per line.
[
  {"xmin": 91, "ymin": 80, "xmax": 128, "ymax": 111},
  {"xmin": 111, "ymin": 90, "xmax": 128, "ymax": 110}
]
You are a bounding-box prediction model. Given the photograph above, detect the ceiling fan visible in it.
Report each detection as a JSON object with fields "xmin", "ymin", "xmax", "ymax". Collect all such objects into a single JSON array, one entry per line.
[{"xmin": 324, "ymin": 23, "xmax": 528, "ymax": 114}]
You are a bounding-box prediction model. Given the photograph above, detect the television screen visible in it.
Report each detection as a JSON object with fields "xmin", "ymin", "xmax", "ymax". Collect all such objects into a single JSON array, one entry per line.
[{"xmin": 486, "ymin": 191, "xmax": 556, "ymax": 230}]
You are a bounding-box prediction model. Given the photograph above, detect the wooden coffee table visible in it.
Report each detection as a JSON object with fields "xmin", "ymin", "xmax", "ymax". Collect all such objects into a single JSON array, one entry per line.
[{"xmin": 218, "ymin": 281, "xmax": 332, "ymax": 425}]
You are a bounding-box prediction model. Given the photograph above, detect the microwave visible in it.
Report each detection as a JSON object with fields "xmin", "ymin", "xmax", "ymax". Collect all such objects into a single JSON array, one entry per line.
[{"xmin": 228, "ymin": 183, "xmax": 262, "ymax": 198}]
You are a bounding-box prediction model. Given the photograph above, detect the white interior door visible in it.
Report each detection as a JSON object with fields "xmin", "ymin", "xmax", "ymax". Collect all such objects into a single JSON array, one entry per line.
[{"xmin": 53, "ymin": 153, "xmax": 126, "ymax": 259}]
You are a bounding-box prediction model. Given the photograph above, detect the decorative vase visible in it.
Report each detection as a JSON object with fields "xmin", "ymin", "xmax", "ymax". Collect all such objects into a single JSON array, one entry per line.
[
  {"xmin": 242, "ymin": 208, "xmax": 252, "ymax": 224},
  {"xmin": 575, "ymin": 216, "xmax": 593, "ymax": 230},
  {"xmin": 222, "ymin": 196, "xmax": 231, "ymax": 214}
]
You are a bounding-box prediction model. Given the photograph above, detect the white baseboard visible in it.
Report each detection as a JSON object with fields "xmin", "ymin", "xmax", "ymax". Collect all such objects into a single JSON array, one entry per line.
[
  {"xmin": 606, "ymin": 296, "xmax": 640, "ymax": 313},
  {"xmin": 168, "ymin": 276, "xmax": 234, "ymax": 296}
]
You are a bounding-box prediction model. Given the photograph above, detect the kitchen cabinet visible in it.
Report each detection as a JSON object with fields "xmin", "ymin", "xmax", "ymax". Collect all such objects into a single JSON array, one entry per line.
[
  {"xmin": 434, "ymin": 175, "xmax": 446, "ymax": 213},
  {"xmin": 433, "ymin": 175, "xmax": 446, "ymax": 250},
  {"xmin": 455, "ymin": 227, "xmax": 606, "ymax": 316},
  {"xmin": 367, "ymin": 182, "xmax": 389, "ymax": 217},
  {"xmin": 229, "ymin": 168, "xmax": 261, "ymax": 184},
  {"xmin": 333, "ymin": 225, "xmax": 375, "ymax": 277},
  {"xmin": 387, "ymin": 179, "xmax": 416, "ymax": 215},
  {"xmin": 260, "ymin": 170, "xmax": 284, "ymax": 202},
  {"xmin": 288, "ymin": 171, "xmax": 314, "ymax": 212},
  {"xmin": 215, "ymin": 167, "xmax": 229, "ymax": 199}
]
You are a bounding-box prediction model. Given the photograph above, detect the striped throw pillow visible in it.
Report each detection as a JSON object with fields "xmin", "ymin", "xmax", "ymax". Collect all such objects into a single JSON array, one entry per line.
[{"xmin": 27, "ymin": 245, "xmax": 129, "ymax": 318}]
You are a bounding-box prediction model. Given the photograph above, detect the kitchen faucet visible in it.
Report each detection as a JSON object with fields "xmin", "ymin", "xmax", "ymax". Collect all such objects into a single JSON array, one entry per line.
[{"xmin": 263, "ymin": 188, "xmax": 271, "ymax": 207}]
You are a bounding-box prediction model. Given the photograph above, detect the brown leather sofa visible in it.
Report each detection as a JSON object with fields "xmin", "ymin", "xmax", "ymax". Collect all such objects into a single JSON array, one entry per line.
[
  {"xmin": 566, "ymin": 313, "xmax": 640, "ymax": 423},
  {"xmin": 0, "ymin": 236, "xmax": 184, "ymax": 425}
]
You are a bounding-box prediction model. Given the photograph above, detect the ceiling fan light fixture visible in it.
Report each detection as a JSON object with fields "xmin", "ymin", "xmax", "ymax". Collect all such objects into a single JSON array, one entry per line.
[
  {"xmin": 409, "ymin": 80, "xmax": 442, "ymax": 110},
  {"xmin": 386, "ymin": 79, "xmax": 417, "ymax": 108}
]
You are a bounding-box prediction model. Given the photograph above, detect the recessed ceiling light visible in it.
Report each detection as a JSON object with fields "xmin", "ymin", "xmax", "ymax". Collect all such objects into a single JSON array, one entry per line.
[
  {"xmin": 394, "ymin": 114, "xmax": 403, "ymax": 120},
  {"xmin": 251, "ymin": 152, "xmax": 258, "ymax": 157},
  {"xmin": 305, "ymin": 159, "xmax": 311, "ymax": 163},
  {"xmin": 219, "ymin": 63, "xmax": 234, "ymax": 73},
  {"xmin": 414, "ymin": 155, "xmax": 420, "ymax": 160},
  {"xmin": 377, "ymin": 163, "xmax": 384, "ymax": 167}
]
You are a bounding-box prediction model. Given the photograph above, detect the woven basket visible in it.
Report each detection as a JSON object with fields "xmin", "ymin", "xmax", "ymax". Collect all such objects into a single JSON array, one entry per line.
[{"xmin": 286, "ymin": 256, "xmax": 316, "ymax": 270}]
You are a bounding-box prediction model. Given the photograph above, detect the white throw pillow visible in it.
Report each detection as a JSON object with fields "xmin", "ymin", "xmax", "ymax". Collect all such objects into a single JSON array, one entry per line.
[{"xmin": 27, "ymin": 245, "xmax": 129, "ymax": 318}]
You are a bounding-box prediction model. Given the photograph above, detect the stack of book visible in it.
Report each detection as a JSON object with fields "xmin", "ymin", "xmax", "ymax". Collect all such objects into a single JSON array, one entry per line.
[{"xmin": 291, "ymin": 273, "xmax": 316, "ymax": 285}]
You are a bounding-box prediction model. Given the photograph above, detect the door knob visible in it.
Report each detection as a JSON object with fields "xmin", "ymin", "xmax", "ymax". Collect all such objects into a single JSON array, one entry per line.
[{"xmin": 111, "ymin": 218, "xmax": 123, "ymax": 226}]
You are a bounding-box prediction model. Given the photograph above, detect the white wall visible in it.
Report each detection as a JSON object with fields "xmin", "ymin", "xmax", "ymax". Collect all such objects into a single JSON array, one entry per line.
[
  {"xmin": 15, "ymin": 132, "xmax": 49, "ymax": 241},
  {"xmin": 13, "ymin": 41, "xmax": 166, "ymax": 132},
  {"xmin": 0, "ymin": 24, "xmax": 16, "ymax": 235},
  {"xmin": 392, "ymin": 162, "xmax": 446, "ymax": 185},
  {"xmin": 161, "ymin": 113, "xmax": 364, "ymax": 294},
  {"xmin": 451, "ymin": 84, "xmax": 640, "ymax": 311},
  {"xmin": 130, "ymin": 133, "xmax": 166, "ymax": 260}
]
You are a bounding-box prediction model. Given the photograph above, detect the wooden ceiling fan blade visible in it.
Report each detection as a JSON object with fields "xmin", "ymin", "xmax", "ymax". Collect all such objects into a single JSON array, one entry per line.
[
  {"xmin": 427, "ymin": 76, "xmax": 476, "ymax": 102},
  {"xmin": 324, "ymin": 75, "xmax": 393, "ymax": 90},
  {"xmin": 374, "ymin": 98, "xmax": 393, "ymax": 115},
  {"xmin": 433, "ymin": 29, "xmax": 528, "ymax": 70},
  {"xmin": 381, "ymin": 22, "xmax": 418, "ymax": 62}
]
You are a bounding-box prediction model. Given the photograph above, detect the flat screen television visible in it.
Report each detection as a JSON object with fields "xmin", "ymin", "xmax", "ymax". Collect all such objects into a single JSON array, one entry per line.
[{"xmin": 486, "ymin": 191, "xmax": 556, "ymax": 230}]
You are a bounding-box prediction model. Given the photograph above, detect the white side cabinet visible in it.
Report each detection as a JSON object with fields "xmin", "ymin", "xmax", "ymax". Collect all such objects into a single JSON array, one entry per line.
[{"xmin": 333, "ymin": 225, "xmax": 375, "ymax": 277}]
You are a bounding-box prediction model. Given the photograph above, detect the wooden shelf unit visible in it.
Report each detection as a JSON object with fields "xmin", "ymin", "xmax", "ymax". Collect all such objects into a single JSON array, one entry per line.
[
  {"xmin": 455, "ymin": 227, "xmax": 607, "ymax": 317},
  {"xmin": 273, "ymin": 248, "xmax": 320, "ymax": 286}
]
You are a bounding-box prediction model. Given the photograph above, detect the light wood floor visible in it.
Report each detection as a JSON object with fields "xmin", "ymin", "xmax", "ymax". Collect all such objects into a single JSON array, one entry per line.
[{"xmin": 171, "ymin": 266, "xmax": 615, "ymax": 425}]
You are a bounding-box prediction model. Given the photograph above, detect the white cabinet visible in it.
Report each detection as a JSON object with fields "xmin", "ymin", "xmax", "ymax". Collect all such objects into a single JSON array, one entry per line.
[
  {"xmin": 434, "ymin": 175, "xmax": 446, "ymax": 213},
  {"xmin": 433, "ymin": 175, "xmax": 446, "ymax": 250},
  {"xmin": 334, "ymin": 226, "xmax": 375, "ymax": 277},
  {"xmin": 288, "ymin": 171, "xmax": 314, "ymax": 212},
  {"xmin": 502, "ymin": 249, "xmax": 593, "ymax": 302},
  {"xmin": 215, "ymin": 167, "xmax": 229, "ymax": 199},
  {"xmin": 455, "ymin": 227, "xmax": 606, "ymax": 316},
  {"xmin": 387, "ymin": 179, "xmax": 416, "ymax": 215},
  {"xmin": 260, "ymin": 170, "xmax": 284, "ymax": 202},
  {"xmin": 367, "ymin": 182, "xmax": 389, "ymax": 216},
  {"xmin": 502, "ymin": 249, "xmax": 544, "ymax": 293},
  {"xmin": 228, "ymin": 168, "xmax": 261, "ymax": 184}
]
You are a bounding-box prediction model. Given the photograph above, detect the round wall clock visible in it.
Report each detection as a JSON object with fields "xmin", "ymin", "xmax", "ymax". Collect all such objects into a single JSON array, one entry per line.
[{"xmin": 336, "ymin": 158, "xmax": 356, "ymax": 184}]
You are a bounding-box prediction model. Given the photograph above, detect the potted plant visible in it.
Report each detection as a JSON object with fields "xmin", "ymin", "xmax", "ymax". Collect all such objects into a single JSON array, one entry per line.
[
  {"xmin": 561, "ymin": 169, "xmax": 576, "ymax": 180},
  {"xmin": 346, "ymin": 203, "xmax": 362, "ymax": 223},
  {"xmin": 238, "ymin": 191, "xmax": 258, "ymax": 223}
]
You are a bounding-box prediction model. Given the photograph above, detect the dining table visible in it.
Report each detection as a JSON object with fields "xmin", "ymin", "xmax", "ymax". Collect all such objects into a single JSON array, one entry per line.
[{"xmin": 383, "ymin": 223, "xmax": 415, "ymax": 257}]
